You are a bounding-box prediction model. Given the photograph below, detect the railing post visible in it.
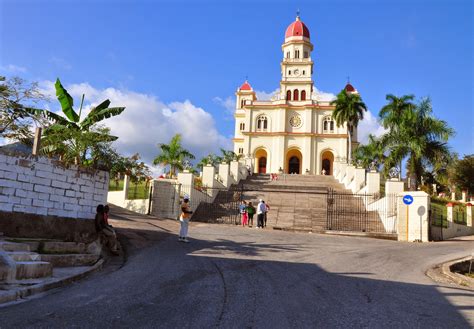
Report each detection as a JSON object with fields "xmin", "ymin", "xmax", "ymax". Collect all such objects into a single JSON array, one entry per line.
[
  {"xmin": 466, "ymin": 203, "xmax": 472, "ymax": 227},
  {"xmin": 446, "ymin": 202, "xmax": 453, "ymax": 227}
]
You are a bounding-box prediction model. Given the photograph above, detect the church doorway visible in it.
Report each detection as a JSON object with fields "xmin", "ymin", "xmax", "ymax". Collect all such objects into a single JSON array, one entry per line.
[
  {"xmin": 288, "ymin": 157, "xmax": 300, "ymax": 174},
  {"xmin": 321, "ymin": 150, "xmax": 334, "ymax": 175},
  {"xmin": 255, "ymin": 148, "xmax": 268, "ymax": 174},
  {"xmin": 285, "ymin": 148, "xmax": 302, "ymax": 174}
]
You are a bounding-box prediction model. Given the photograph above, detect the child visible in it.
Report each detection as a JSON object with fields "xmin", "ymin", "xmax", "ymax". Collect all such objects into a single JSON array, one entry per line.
[{"xmin": 239, "ymin": 201, "xmax": 248, "ymax": 226}]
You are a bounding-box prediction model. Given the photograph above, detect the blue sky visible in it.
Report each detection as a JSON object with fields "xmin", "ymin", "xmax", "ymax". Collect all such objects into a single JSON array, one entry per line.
[{"xmin": 1, "ymin": 0, "xmax": 472, "ymax": 170}]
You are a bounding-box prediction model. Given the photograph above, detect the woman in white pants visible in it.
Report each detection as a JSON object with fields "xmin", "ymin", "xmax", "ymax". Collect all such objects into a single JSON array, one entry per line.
[{"xmin": 179, "ymin": 196, "xmax": 192, "ymax": 242}]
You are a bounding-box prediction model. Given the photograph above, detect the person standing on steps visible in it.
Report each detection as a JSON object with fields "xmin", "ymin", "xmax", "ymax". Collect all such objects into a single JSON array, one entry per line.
[
  {"xmin": 257, "ymin": 199, "xmax": 266, "ymax": 228},
  {"xmin": 247, "ymin": 201, "xmax": 255, "ymax": 227},
  {"xmin": 179, "ymin": 195, "xmax": 193, "ymax": 243}
]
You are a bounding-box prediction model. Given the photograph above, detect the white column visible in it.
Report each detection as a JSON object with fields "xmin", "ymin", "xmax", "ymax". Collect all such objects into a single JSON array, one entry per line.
[
  {"xmin": 202, "ymin": 165, "xmax": 216, "ymax": 188},
  {"xmin": 466, "ymin": 203, "xmax": 472, "ymax": 227},
  {"xmin": 343, "ymin": 165, "xmax": 355, "ymax": 188},
  {"xmin": 230, "ymin": 161, "xmax": 241, "ymax": 183},
  {"xmin": 366, "ymin": 171, "xmax": 380, "ymax": 195},
  {"xmin": 337, "ymin": 162, "xmax": 347, "ymax": 182},
  {"xmin": 446, "ymin": 202, "xmax": 454, "ymax": 227},
  {"xmin": 218, "ymin": 163, "xmax": 231, "ymax": 187},
  {"xmin": 386, "ymin": 179, "xmax": 404, "ymax": 195},
  {"xmin": 461, "ymin": 190, "xmax": 467, "ymax": 202},
  {"xmin": 351, "ymin": 168, "xmax": 365, "ymax": 193}
]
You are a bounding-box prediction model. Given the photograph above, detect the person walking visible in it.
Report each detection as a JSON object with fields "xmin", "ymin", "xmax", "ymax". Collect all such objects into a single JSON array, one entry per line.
[
  {"xmin": 246, "ymin": 202, "xmax": 255, "ymax": 227},
  {"xmin": 179, "ymin": 196, "xmax": 193, "ymax": 243},
  {"xmin": 257, "ymin": 199, "xmax": 266, "ymax": 228}
]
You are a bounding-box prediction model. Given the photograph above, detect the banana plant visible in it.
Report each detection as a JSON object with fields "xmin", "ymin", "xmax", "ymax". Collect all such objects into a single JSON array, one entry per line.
[{"xmin": 27, "ymin": 78, "xmax": 125, "ymax": 165}]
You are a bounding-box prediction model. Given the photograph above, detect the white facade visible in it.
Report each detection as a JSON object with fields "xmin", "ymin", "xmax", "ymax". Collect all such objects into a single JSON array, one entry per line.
[{"xmin": 233, "ymin": 15, "xmax": 359, "ymax": 175}]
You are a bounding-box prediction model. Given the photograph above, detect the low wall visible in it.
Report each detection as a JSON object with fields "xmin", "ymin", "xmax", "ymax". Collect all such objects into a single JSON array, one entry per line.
[
  {"xmin": 0, "ymin": 152, "xmax": 108, "ymax": 220},
  {"xmin": 0, "ymin": 210, "xmax": 97, "ymax": 242},
  {"xmin": 443, "ymin": 222, "xmax": 474, "ymax": 240}
]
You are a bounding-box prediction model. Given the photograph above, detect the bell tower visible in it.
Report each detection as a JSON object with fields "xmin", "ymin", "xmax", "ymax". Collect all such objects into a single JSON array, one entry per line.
[{"xmin": 280, "ymin": 15, "xmax": 314, "ymax": 101}]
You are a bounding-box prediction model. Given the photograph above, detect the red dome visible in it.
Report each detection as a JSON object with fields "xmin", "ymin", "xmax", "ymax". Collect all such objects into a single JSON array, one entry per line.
[
  {"xmin": 344, "ymin": 83, "xmax": 356, "ymax": 92},
  {"xmin": 239, "ymin": 81, "xmax": 252, "ymax": 91},
  {"xmin": 285, "ymin": 16, "xmax": 310, "ymax": 39}
]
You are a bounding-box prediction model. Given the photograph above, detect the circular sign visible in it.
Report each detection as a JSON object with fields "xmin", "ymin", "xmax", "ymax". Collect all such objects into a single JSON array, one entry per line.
[{"xmin": 403, "ymin": 195, "xmax": 414, "ymax": 205}]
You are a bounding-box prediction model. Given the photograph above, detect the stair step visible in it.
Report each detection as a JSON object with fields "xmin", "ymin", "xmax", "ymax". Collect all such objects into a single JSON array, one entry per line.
[
  {"xmin": 7, "ymin": 251, "xmax": 41, "ymax": 262},
  {"xmin": 0, "ymin": 241, "xmax": 30, "ymax": 252},
  {"xmin": 15, "ymin": 261, "xmax": 52, "ymax": 279},
  {"xmin": 40, "ymin": 254, "xmax": 99, "ymax": 267}
]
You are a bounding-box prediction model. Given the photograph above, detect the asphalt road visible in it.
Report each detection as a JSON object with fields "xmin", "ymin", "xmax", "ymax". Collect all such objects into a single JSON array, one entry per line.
[{"xmin": 0, "ymin": 208, "xmax": 473, "ymax": 329}]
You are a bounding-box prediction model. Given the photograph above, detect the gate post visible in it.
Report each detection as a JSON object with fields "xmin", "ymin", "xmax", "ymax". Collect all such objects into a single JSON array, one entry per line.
[{"xmin": 397, "ymin": 191, "xmax": 429, "ymax": 242}]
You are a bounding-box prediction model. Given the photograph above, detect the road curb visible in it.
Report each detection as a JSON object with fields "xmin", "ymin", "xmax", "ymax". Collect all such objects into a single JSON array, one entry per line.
[
  {"xmin": 0, "ymin": 258, "xmax": 104, "ymax": 305},
  {"xmin": 426, "ymin": 256, "xmax": 474, "ymax": 290}
]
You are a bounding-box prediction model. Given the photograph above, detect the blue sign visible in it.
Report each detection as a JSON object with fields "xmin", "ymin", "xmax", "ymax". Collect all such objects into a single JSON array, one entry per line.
[{"xmin": 403, "ymin": 195, "xmax": 414, "ymax": 205}]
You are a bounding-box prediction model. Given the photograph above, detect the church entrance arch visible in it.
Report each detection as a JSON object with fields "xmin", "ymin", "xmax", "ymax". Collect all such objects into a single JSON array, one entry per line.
[
  {"xmin": 255, "ymin": 148, "xmax": 268, "ymax": 174},
  {"xmin": 286, "ymin": 148, "xmax": 302, "ymax": 174},
  {"xmin": 321, "ymin": 150, "xmax": 334, "ymax": 175}
]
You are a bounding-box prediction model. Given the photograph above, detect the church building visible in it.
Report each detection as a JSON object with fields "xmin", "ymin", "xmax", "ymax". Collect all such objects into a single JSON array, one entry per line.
[{"xmin": 233, "ymin": 15, "xmax": 359, "ymax": 175}]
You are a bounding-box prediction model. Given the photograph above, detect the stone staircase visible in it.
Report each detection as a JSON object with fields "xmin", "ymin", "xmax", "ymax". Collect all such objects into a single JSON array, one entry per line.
[
  {"xmin": 193, "ymin": 174, "xmax": 387, "ymax": 234},
  {"xmin": 0, "ymin": 236, "xmax": 101, "ymax": 282}
]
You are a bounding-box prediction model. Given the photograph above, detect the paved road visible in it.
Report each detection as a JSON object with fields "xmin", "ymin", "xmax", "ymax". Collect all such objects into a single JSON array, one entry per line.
[{"xmin": 0, "ymin": 208, "xmax": 473, "ymax": 328}]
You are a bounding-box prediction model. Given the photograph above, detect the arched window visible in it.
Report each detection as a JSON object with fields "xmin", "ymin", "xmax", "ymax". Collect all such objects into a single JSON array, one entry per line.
[
  {"xmin": 304, "ymin": 51, "xmax": 309, "ymax": 58},
  {"xmin": 286, "ymin": 52, "xmax": 290, "ymax": 58},
  {"xmin": 293, "ymin": 89, "xmax": 299, "ymax": 101},
  {"xmin": 241, "ymin": 99, "xmax": 244, "ymax": 108},
  {"xmin": 286, "ymin": 90, "xmax": 291, "ymax": 101},
  {"xmin": 239, "ymin": 122, "xmax": 245, "ymax": 131},
  {"xmin": 257, "ymin": 115, "xmax": 268, "ymax": 132},
  {"xmin": 238, "ymin": 147, "xmax": 244, "ymax": 154},
  {"xmin": 301, "ymin": 90, "xmax": 306, "ymax": 101},
  {"xmin": 288, "ymin": 70, "xmax": 291, "ymax": 75},
  {"xmin": 302, "ymin": 70, "xmax": 305, "ymax": 76},
  {"xmin": 323, "ymin": 116, "xmax": 335, "ymax": 133},
  {"xmin": 295, "ymin": 50, "xmax": 300, "ymax": 58}
]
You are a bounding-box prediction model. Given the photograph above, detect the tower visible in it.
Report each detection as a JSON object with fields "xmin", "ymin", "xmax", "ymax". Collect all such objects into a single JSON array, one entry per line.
[{"xmin": 280, "ymin": 15, "xmax": 314, "ymax": 102}]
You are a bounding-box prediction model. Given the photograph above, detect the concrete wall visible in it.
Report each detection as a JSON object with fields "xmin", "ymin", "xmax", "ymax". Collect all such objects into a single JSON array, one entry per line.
[
  {"xmin": 0, "ymin": 152, "xmax": 108, "ymax": 220},
  {"xmin": 149, "ymin": 179, "xmax": 180, "ymax": 219}
]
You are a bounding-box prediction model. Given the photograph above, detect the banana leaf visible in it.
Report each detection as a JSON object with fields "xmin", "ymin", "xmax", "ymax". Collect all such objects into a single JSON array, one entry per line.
[{"xmin": 55, "ymin": 78, "xmax": 79, "ymax": 123}]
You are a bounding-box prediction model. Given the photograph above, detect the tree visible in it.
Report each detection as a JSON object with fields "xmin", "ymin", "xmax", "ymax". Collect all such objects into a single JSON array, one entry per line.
[
  {"xmin": 219, "ymin": 148, "xmax": 243, "ymax": 164},
  {"xmin": 28, "ymin": 78, "xmax": 125, "ymax": 166},
  {"xmin": 451, "ymin": 155, "xmax": 474, "ymax": 194},
  {"xmin": 197, "ymin": 153, "xmax": 221, "ymax": 170},
  {"xmin": 353, "ymin": 134, "xmax": 385, "ymax": 171},
  {"xmin": 380, "ymin": 97, "xmax": 454, "ymax": 190},
  {"xmin": 330, "ymin": 90, "xmax": 367, "ymax": 163},
  {"xmin": 378, "ymin": 94, "xmax": 415, "ymax": 177},
  {"xmin": 0, "ymin": 76, "xmax": 48, "ymax": 141},
  {"xmin": 153, "ymin": 134, "xmax": 195, "ymax": 178}
]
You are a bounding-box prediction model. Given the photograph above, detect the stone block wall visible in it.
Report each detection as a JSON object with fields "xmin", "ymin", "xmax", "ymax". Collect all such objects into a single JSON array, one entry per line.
[{"xmin": 0, "ymin": 153, "xmax": 108, "ymax": 220}]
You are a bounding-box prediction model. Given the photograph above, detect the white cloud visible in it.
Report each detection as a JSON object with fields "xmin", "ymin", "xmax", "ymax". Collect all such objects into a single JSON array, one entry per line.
[
  {"xmin": 357, "ymin": 110, "xmax": 386, "ymax": 144},
  {"xmin": 255, "ymin": 89, "xmax": 279, "ymax": 100},
  {"xmin": 313, "ymin": 88, "xmax": 336, "ymax": 102},
  {"xmin": 0, "ymin": 64, "xmax": 27, "ymax": 73},
  {"xmin": 39, "ymin": 81, "xmax": 231, "ymax": 176},
  {"xmin": 213, "ymin": 96, "xmax": 235, "ymax": 118}
]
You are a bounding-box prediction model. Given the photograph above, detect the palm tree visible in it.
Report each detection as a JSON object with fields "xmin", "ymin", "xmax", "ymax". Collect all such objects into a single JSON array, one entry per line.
[
  {"xmin": 354, "ymin": 134, "xmax": 385, "ymax": 171},
  {"xmin": 27, "ymin": 78, "xmax": 125, "ymax": 165},
  {"xmin": 379, "ymin": 94, "xmax": 415, "ymax": 177},
  {"xmin": 331, "ymin": 90, "xmax": 367, "ymax": 163},
  {"xmin": 153, "ymin": 134, "xmax": 195, "ymax": 178},
  {"xmin": 219, "ymin": 148, "xmax": 243, "ymax": 164},
  {"xmin": 381, "ymin": 97, "xmax": 454, "ymax": 190},
  {"xmin": 197, "ymin": 153, "xmax": 220, "ymax": 170}
]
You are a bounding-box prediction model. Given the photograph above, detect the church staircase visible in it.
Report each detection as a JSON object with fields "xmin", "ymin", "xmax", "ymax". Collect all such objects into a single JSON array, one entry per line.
[{"xmin": 192, "ymin": 174, "xmax": 386, "ymax": 234}]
